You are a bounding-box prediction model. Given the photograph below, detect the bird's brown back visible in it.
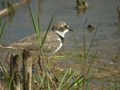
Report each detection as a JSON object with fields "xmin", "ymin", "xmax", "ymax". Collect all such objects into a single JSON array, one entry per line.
[{"xmin": 9, "ymin": 32, "xmax": 61, "ymax": 53}]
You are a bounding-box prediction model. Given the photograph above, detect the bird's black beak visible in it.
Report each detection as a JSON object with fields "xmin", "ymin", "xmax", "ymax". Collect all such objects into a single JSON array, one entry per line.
[
  {"xmin": 69, "ymin": 28, "xmax": 73, "ymax": 32},
  {"xmin": 65, "ymin": 25, "xmax": 73, "ymax": 32},
  {"xmin": 68, "ymin": 27, "xmax": 73, "ymax": 32}
]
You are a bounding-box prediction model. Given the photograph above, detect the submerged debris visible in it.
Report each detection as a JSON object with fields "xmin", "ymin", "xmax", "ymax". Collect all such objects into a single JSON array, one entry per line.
[
  {"xmin": 76, "ymin": 0, "xmax": 88, "ymax": 9},
  {"xmin": 117, "ymin": 7, "xmax": 120, "ymax": 20},
  {"xmin": 76, "ymin": 0, "xmax": 88, "ymax": 15},
  {"xmin": 87, "ymin": 24, "xmax": 95, "ymax": 32}
]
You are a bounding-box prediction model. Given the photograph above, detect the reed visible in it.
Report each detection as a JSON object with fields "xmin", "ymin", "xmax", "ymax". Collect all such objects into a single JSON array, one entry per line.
[{"xmin": 0, "ymin": 16, "xmax": 7, "ymax": 42}]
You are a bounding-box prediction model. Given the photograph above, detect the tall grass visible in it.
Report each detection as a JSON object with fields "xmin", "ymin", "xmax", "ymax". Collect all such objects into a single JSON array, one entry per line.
[
  {"xmin": 27, "ymin": 3, "xmax": 54, "ymax": 52},
  {"xmin": 0, "ymin": 16, "xmax": 8, "ymax": 79},
  {"xmin": 0, "ymin": 17, "xmax": 7, "ymax": 42},
  {"xmin": 0, "ymin": 16, "xmax": 12, "ymax": 90},
  {"xmin": 26, "ymin": 1, "xmax": 88, "ymax": 89}
]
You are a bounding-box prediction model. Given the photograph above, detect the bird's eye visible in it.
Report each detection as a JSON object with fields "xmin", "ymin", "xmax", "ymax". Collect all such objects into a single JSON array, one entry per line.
[{"xmin": 64, "ymin": 25, "xmax": 68, "ymax": 28}]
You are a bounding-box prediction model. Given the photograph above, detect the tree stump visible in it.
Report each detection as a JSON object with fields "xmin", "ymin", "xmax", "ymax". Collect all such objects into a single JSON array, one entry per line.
[
  {"xmin": 10, "ymin": 54, "xmax": 21, "ymax": 90},
  {"xmin": 23, "ymin": 50, "xmax": 32, "ymax": 90}
]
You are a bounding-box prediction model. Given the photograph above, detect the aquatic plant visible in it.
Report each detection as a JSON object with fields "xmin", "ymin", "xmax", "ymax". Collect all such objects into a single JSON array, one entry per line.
[{"xmin": 0, "ymin": 17, "xmax": 7, "ymax": 42}]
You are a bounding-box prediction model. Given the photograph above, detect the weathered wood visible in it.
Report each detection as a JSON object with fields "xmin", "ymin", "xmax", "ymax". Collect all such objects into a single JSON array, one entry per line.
[
  {"xmin": 10, "ymin": 54, "xmax": 21, "ymax": 90},
  {"xmin": 0, "ymin": 0, "xmax": 30, "ymax": 16},
  {"xmin": 0, "ymin": 45, "xmax": 40, "ymax": 90},
  {"xmin": 23, "ymin": 50, "xmax": 32, "ymax": 90}
]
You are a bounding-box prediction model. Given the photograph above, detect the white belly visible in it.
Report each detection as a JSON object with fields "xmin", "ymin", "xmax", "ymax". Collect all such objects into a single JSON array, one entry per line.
[{"xmin": 53, "ymin": 38, "xmax": 63, "ymax": 53}]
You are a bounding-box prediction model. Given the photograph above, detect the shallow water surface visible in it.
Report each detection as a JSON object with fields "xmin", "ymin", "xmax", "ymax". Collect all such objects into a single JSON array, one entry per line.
[
  {"xmin": 1, "ymin": 0, "xmax": 120, "ymax": 89},
  {"xmin": 1, "ymin": 0, "xmax": 119, "ymax": 57}
]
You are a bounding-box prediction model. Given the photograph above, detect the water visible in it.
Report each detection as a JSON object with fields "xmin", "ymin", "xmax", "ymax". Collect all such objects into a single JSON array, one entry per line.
[
  {"xmin": 0, "ymin": 0, "xmax": 120, "ymax": 88},
  {"xmin": 2, "ymin": 0, "xmax": 119, "ymax": 55}
]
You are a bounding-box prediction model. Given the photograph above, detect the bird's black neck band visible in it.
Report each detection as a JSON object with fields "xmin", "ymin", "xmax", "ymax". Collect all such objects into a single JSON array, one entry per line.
[{"xmin": 57, "ymin": 34, "xmax": 64, "ymax": 43}]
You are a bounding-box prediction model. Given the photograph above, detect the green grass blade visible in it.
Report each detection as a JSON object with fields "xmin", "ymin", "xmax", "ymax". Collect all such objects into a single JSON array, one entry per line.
[
  {"xmin": 34, "ymin": 0, "xmax": 41, "ymax": 38},
  {"xmin": 8, "ymin": 72, "xmax": 14, "ymax": 89},
  {"xmin": 84, "ymin": 79, "xmax": 91, "ymax": 90},
  {"xmin": 40, "ymin": 16, "xmax": 54, "ymax": 49},
  {"xmin": 37, "ymin": 71, "xmax": 44, "ymax": 86},
  {"xmin": 63, "ymin": 68, "xmax": 74, "ymax": 85},
  {"xmin": 27, "ymin": 4, "xmax": 38, "ymax": 35},
  {"xmin": 36, "ymin": 0, "xmax": 41, "ymax": 37},
  {"xmin": 48, "ymin": 79, "xmax": 51, "ymax": 90},
  {"xmin": 60, "ymin": 68, "xmax": 74, "ymax": 90},
  {"xmin": 46, "ymin": 72, "xmax": 51, "ymax": 90},
  {"xmin": 67, "ymin": 75, "xmax": 84, "ymax": 89},
  {"xmin": 57, "ymin": 70, "xmax": 68, "ymax": 90},
  {"xmin": 0, "ymin": 17, "xmax": 2, "ymax": 27},
  {"xmin": 36, "ymin": 13, "xmax": 40, "ymax": 37},
  {"xmin": 43, "ymin": 72, "xmax": 48, "ymax": 86},
  {"xmin": 113, "ymin": 81, "xmax": 118, "ymax": 90},
  {"xmin": 0, "ymin": 18, "xmax": 7, "ymax": 40}
]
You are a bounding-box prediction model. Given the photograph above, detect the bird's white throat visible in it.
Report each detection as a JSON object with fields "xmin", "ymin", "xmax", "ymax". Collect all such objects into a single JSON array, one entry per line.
[{"xmin": 55, "ymin": 29, "xmax": 69, "ymax": 38}]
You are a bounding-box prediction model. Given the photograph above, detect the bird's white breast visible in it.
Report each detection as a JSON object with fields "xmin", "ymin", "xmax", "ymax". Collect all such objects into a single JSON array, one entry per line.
[{"xmin": 53, "ymin": 38, "xmax": 63, "ymax": 53}]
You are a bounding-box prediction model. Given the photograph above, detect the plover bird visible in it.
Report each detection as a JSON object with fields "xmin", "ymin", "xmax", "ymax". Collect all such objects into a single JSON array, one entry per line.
[{"xmin": 9, "ymin": 21, "xmax": 72, "ymax": 54}]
